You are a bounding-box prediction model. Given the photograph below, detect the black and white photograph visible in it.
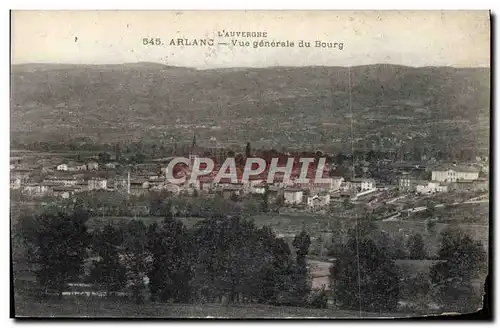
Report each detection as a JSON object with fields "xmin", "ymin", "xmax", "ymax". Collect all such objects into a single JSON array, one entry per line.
[{"xmin": 10, "ymin": 10, "xmax": 491, "ymax": 318}]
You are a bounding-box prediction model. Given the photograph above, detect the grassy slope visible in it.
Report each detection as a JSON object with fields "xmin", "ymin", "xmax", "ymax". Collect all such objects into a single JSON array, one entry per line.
[{"xmin": 14, "ymin": 296, "xmax": 413, "ymax": 318}]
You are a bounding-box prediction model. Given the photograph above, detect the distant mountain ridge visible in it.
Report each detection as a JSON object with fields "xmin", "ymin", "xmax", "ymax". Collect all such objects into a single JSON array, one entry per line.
[{"xmin": 10, "ymin": 63, "xmax": 490, "ymax": 152}]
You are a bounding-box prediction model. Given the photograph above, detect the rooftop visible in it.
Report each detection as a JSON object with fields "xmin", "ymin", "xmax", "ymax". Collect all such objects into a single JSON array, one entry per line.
[
  {"xmin": 351, "ymin": 178, "xmax": 376, "ymax": 183},
  {"xmin": 284, "ymin": 188, "xmax": 303, "ymax": 192},
  {"xmin": 53, "ymin": 186, "xmax": 77, "ymax": 192}
]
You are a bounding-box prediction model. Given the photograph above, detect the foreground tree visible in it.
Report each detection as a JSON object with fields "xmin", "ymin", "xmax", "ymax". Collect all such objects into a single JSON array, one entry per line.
[
  {"xmin": 30, "ymin": 211, "xmax": 90, "ymax": 298},
  {"xmin": 189, "ymin": 217, "xmax": 300, "ymax": 305},
  {"xmin": 88, "ymin": 224, "xmax": 127, "ymax": 296},
  {"xmin": 330, "ymin": 221, "xmax": 401, "ymax": 313},
  {"xmin": 310, "ymin": 286, "xmax": 329, "ymax": 309},
  {"xmin": 147, "ymin": 217, "xmax": 192, "ymax": 303},
  {"xmin": 258, "ymin": 235, "xmax": 295, "ymax": 304},
  {"xmin": 430, "ymin": 228, "xmax": 487, "ymax": 312},
  {"xmin": 122, "ymin": 220, "xmax": 151, "ymax": 304},
  {"xmin": 407, "ymin": 233, "xmax": 427, "ymax": 260}
]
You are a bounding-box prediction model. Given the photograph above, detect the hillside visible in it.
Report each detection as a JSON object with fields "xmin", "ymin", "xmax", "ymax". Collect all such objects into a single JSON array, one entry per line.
[{"xmin": 10, "ymin": 63, "xmax": 490, "ymax": 153}]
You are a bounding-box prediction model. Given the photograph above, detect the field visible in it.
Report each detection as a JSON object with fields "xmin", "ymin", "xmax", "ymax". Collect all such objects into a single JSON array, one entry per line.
[
  {"xmin": 13, "ymin": 295, "xmax": 413, "ymax": 318},
  {"xmin": 85, "ymin": 202, "xmax": 489, "ymax": 257}
]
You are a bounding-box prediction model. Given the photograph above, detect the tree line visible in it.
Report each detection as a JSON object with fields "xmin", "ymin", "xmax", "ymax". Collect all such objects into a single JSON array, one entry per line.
[
  {"xmin": 15, "ymin": 204, "xmax": 487, "ymax": 314},
  {"xmin": 52, "ymin": 190, "xmax": 280, "ymax": 219},
  {"xmin": 12, "ymin": 138, "xmax": 485, "ymax": 164},
  {"xmin": 329, "ymin": 221, "xmax": 487, "ymax": 313},
  {"xmin": 17, "ymin": 206, "xmax": 314, "ymax": 307}
]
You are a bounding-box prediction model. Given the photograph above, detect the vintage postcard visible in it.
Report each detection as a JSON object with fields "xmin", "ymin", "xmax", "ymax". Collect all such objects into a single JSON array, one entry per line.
[{"xmin": 10, "ymin": 10, "xmax": 490, "ymax": 319}]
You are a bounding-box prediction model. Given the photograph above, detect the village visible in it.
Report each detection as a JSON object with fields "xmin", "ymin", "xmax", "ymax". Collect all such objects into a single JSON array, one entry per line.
[{"xmin": 10, "ymin": 136, "xmax": 490, "ymax": 226}]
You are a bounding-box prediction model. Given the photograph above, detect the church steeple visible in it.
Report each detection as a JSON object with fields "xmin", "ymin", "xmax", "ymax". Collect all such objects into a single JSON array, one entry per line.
[
  {"xmin": 191, "ymin": 133, "xmax": 197, "ymax": 153},
  {"xmin": 245, "ymin": 142, "xmax": 252, "ymax": 159}
]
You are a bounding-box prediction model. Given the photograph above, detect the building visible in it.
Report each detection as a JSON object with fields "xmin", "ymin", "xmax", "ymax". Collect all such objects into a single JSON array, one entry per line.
[
  {"xmin": 88, "ymin": 178, "xmax": 108, "ymax": 190},
  {"xmin": 10, "ymin": 177, "xmax": 21, "ymax": 190},
  {"xmin": 350, "ymin": 178, "xmax": 376, "ymax": 193},
  {"xmin": 87, "ymin": 161, "xmax": 99, "ymax": 171},
  {"xmin": 398, "ymin": 174, "xmax": 418, "ymax": 192},
  {"xmin": 67, "ymin": 163, "xmax": 87, "ymax": 172},
  {"xmin": 416, "ymin": 181, "xmax": 449, "ymax": 194},
  {"xmin": 147, "ymin": 176, "xmax": 166, "ymax": 189},
  {"xmin": 129, "ymin": 179, "xmax": 149, "ymax": 195},
  {"xmin": 104, "ymin": 162, "xmax": 120, "ymax": 169},
  {"xmin": 75, "ymin": 181, "xmax": 89, "ymax": 192},
  {"xmin": 41, "ymin": 165, "xmax": 54, "ymax": 173},
  {"xmin": 57, "ymin": 163, "xmax": 69, "ymax": 171},
  {"xmin": 75, "ymin": 164, "xmax": 88, "ymax": 171},
  {"xmin": 188, "ymin": 154, "xmax": 199, "ymax": 169},
  {"xmin": 454, "ymin": 178, "xmax": 488, "ymax": 192},
  {"xmin": 113, "ymin": 177, "xmax": 129, "ymax": 192},
  {"xmin": 330, "ymin": 177, "xmax": 345, "ymax": 191},
  {"xmin": 221, "ymin": 185, "xmax": 242, "ymax": 199},
  {"xmin": 431, "ymin": 165, "xmax": 480, "ymax": 182},
  {"xmin": 305, "ymin": 177, "xmax": 344, "ymax": 195},
  {"xmin": 399, "ymin": 176, "xmax": 413, "ymax": 191},
  {"xmin": 284, "ymin": 188, "xmax": 304, "ymax": 205},
  {"xmin": 251, "ymin": 183, "xmax": 267, "ymax": 194},
  {"xmin": 305, "ymin": 194, "xmax": 331, "ymax": 207},
  {"xmin": 53, "ymin": 186, "xmax": 76, "ymax": 199},
  {"xmin": 473, "ymin": 178, "xmax": 489, "ymax": 191},
  {"xmin": 22, "ymin": 184, "xmax": 50, "ymax": 196},
  {"xmin": 244, "ymin": 175, "xmax": 267, "ymax": 188},
  {"xmin": 11, "ymin": 168, "xmax": 32, "ymax": 181},
  {"xmin": 42, "ymin": 176, "xmax": 78, "ymax": 187}
]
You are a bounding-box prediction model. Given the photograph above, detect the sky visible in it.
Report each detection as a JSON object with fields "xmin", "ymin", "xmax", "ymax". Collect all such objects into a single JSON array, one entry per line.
[{"xmin": 11, "ymin": 10, "xmax": 490, "ymax": 68}]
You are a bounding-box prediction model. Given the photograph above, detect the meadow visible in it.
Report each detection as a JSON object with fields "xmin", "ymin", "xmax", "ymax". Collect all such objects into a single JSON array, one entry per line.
[{"xmin": 85, "ymin": 202, "xmax": 489, "ymax": 258}]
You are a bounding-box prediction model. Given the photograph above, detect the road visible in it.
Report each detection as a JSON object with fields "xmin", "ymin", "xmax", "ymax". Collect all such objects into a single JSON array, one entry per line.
[{"xmin": 382, "ymin": 196, "xmax": 489, "ymax": 222}]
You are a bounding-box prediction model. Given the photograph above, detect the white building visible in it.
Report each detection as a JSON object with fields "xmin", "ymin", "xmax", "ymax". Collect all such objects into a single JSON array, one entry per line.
[
  {"xmin": 10, "ymin": 177, "xmax": 21, "ymax": 190},
  {"xmin": 104, "ymin": 162, "xmax": 119, "ymax": 169},
  {"xmin": 431, "ymin": 165, "xmax": 480, "ymax": 182},
  {"xmin": 57, "ymin": 163, "xmax": 69, "ymax": 171},
  {"xmin": 43, "ymin": 177, "xmax": 78, "ymax": 187},
  {"xmin": 87, "ymin": 161, "xmax": 99, "ymax": 171},
  {"xmin": 350, "ymin": 178, "xmax": 376, "ymax": 192},
  {"xmin": 53, "ymin": 187, "xmax": 75, "ymax": 199},
  {"xmin": 251, "ymin": 183, "xmax": 267, "ymax": 194},
  {"xmin": 416, "ymin": 181, "xmax": 448, "ymax": 194},
  {"xmin": 306, "ymin": 194, "xmax": 331, "ymax": 207},
  {"xmin": 307, "ymin": 177, "xmax": 344, "ymax": 194},
  {"xmin": 284, "ymin": 189, "xmax": 304, "ymax": 204},
  {"xmin": 88, "ymin": 178, "xmax": 107, "ymax": 190},
  {"xmin": 22, "ymin": 184, "xmax": 49, "ymax": 196},
  {"xmin": 68, "ymin": 164, "xmax": 87, "ymax": 172},
  {"xmin": 330, "ymin": 177, "xmax": 345, "ymax": 191}
]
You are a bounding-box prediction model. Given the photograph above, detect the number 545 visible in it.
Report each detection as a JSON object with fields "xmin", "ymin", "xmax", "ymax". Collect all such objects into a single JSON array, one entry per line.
[{"xmin": 143, "ymin": 38, "xmax": 162, "ymax": 45}]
